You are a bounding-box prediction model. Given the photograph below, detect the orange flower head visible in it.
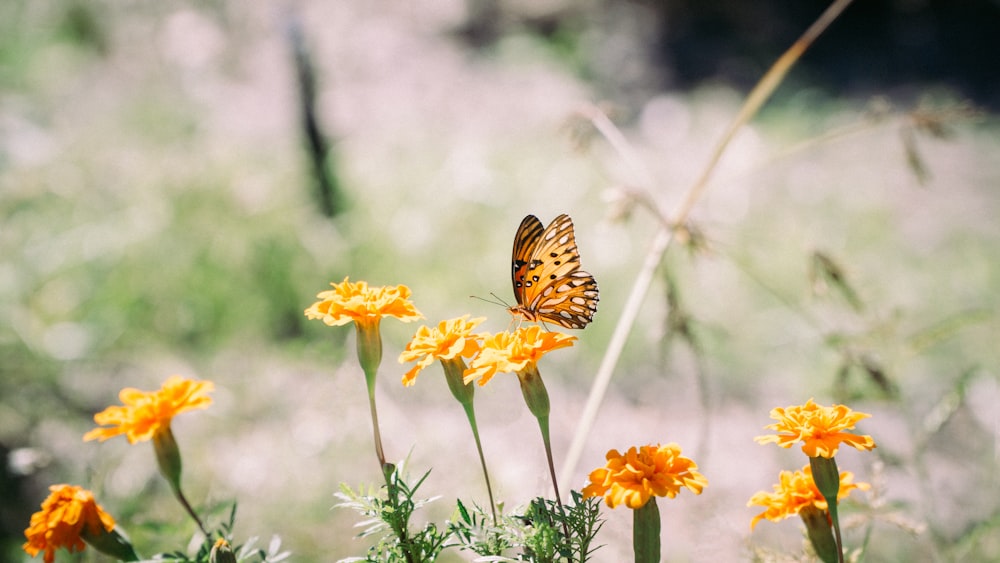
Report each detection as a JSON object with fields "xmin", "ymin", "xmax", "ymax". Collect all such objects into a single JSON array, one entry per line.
[
  {"xmin": 304, "ymin": 277, "xmax": 422, "ymax": 328},
  {"xmin": 463, "ymin": 325, "xmax": 576, "ymax": 386},
  {"xmin": 747, "ymin": 464, "xmax": 869, "ymax": 530},
  {"xmin": 754, "ymin": 398, "xmax": 876, "ymax": 458},
  {"xmin": 398, "ymin": 315, "xmax": 484, "ymax": 386},
  {"xmin": 83, "ymin": 375, "xmax": 214, "ymax": 444},
  {"xmin": 23, "ymin": 484, "xmax": 116, "ymax": 563},
  {"xmin": 582, "ymin": 443, "xmax": 708, "ymax": 509}
]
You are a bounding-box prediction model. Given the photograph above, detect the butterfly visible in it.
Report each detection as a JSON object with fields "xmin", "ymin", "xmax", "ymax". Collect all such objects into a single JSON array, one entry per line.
[{"xmin": 509, "ymin": 214, "xmax": 599, "ymax": 329}]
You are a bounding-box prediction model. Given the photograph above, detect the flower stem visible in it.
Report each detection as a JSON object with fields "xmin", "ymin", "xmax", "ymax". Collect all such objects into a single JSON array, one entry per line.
[
  {"xmin": 366, "ymin": 383, "xmax": 387, "ymax": 467},
  {"xmin": 633, "ymin": 498, "xmax": 661, "ymax": 563},
  {"xmin": 535, "ymin": 414, "xmax": 562, "ymax": 504},
  {"xmin": 173, "ymin": 486, "xmax": 209, "ymax": 538},
  {"xmin": 535, "ymin": 413, "xmax": 571, "ymax": 540},
  {"xmin": 152, "ymin": 427, "xmax": 209, "ymax": 537},
  {"xmin": 461, "ymin": 401, "xmax": 498, "ymax": 524},
  {"xmin": 516, "ymin": 367, "xmax": 559, "ymax": 499},
  {"xmin": 828, "ymin": 502, "xmax": 845, "ymax": 563},
  {"xmin": 810, "ymin": 456, "xmax": 845, "ymax": 563},
  {"xmin": 440, "ymin": 357, "xmax": 497, "ymax": 523},
  {"xmin": 355, "ymin": 320, "xmax": 387, "ymax": 468},
  {"xmin": 559, "ymin": 0, "xmax": 859, "ymax": 487},
  {"xmin": 516, "ymin": 365, "xmax": 570, "ymax": 538}
]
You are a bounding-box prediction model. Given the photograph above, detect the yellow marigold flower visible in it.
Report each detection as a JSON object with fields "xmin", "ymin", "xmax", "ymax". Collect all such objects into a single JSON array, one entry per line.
[
  {"xmin": 305, "ymin": 277, "xmax": 422, "ymax": 469},
  {"xmin": 304, "ymin": 276, "xmax": 422, "ymax": 327},
  {"xmin": 747, "ymin": 464, "xmax": 869, "ymax": 530},
  {"xmin": 398, "ymin": 315, "xmax": 484, "ymax": 386},
  {"xmin": 23, "ymin": 484, "xmax": 116, "ymax": 563},
  {"xmin": 463, "ymin": 325, "xmax": 576, "ymax": 386},
  {"xmin": 582, "ymin": 443, "xmax": 708, "ymax": 509},
  {"xmin": 83, "ymin": 375, "xmax": 214, "ymax": 444},
  {"xmin": 754, "ymin": 398, "xmax": 876, "ymax": 458}
]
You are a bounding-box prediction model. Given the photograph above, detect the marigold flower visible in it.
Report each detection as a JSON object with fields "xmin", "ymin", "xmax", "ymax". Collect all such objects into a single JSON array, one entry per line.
[
  {"xmin": 399, "ymin": 315, "xmax": 499, "ymax": 520},
  {"xmin": 463, "ymin": 325, "xmax": 575, "ymax": 386},
  {"xmin": 305, "ymin": 277, "xmax": 422, "ymax": 470},
  {"xmin": 582, "ymin": 443, "xmax": 708, "ymax": 509},
  {"xmin": 398, "ymin": 315, "xmax": 484, "ymax": 386},
  {"xmin": 304, "ymin": 276, "xmax": 422, "ymax": 327},
  {"xmin": 83, "ymin": 376, "xmax": 214, "ymax": 444},
  {"xmin": 23, "ymin": 485, "xmax": 116, "ymax": 563},
  {"xmin": 463, "ymin": 326, "xmax": 576, "ymax": 504},
  {"xmin": 754, "ymin": 398, "xmax": 876, "ymax": 458},
  {"xmin": 747, "ymin": 464, "xmax": 869, "ymax": 530}
]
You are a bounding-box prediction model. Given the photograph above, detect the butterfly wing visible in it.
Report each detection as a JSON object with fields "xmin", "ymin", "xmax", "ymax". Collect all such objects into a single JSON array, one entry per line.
[
  {"xmin": 513, "ymin": 214, "xmax": 599, "ymax": 329},
  {"xmin": 512, "ymin": 214, "xmax": 545, "ymax": 307}
]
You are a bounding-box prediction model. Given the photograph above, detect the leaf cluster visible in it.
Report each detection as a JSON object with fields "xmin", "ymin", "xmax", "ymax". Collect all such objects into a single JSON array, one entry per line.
[
  {"xmin": 335, "ymin": 464, "xmax": 449, "ymax": 563},
  {"xmin": 340, "ymin": 466, "xmax": 606, "ymax": 563},
  {"xmin": 495, "ymin": 492, "xmax": 604, "ymax": 563},
  {"xmin": 148, "ymin": 504, "xmax": 290, "ymax": 563}
]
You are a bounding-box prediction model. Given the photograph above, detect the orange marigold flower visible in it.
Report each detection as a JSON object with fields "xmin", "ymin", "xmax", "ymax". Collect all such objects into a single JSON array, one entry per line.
[
  {"xmin": 582, "ymin": 443, "xmax": 708, "ymax": 509},
  {"xmin": 754, "ymin": 398, "xmax": 876, "ymax": 458},
  {"xmin": 83, "ymin": 375, "xmax": 213, "ymax": 444},
  {"xmin": 304, "ymin": 276, "xmax": 422, "ymax": 327},
  {"xmin": 398, "ymin": 315, "xmax": 484, "ymax": 386},
  {"xmin": 463, "ymin": 325, "xmax": 575, "ymax": 386},
  {"xmin": 747, "ymin": 464, "xmax": 869, "ymax": 530},
  {"xmin": 23, "ymin": 484, "xmax": 115, "ymax": 563}
]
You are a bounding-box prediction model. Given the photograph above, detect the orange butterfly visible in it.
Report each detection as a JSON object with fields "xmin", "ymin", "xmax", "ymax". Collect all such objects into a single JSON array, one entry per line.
[{"xmin": 509, "ymin": 214, "xmax": 599, "ymax": 329}]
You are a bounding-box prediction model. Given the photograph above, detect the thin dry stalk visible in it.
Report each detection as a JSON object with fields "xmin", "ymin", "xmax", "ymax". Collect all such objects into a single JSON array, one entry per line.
[{"xmin": 560, "ymin": 0, "xmax": 858, "ymax": 486}]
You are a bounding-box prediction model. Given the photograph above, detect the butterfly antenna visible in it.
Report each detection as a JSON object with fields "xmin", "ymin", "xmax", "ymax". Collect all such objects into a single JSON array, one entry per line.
[
  {"xmin": 490, "ymin": 292, "xmax": 510, "ymax": 308},
  {"xmin": 469, "ymin": 293, "xmax": 510, "ymax": 308}
]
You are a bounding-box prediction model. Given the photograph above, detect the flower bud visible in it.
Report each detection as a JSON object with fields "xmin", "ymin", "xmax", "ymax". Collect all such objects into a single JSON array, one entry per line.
[
  {"xmin": 799, "ymin": 505, "xmax": 838, "ymax": 563},
  {"xmin": 209, "ymin": 538, "xmax": 238, "ymax": 563},
  {"xmin": 515, "ymin": 364, "xmax": 550, "ymax": 420},
  {"xmin": 153, "ymin": 426, "xmax": 183, "ymax": 494}
]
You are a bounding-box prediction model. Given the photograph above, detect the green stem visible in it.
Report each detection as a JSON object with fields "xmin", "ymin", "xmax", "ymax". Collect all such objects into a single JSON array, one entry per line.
[
  {"xmin": 516, "ymin": 364, "xmax": 570, "ymax": 539},
  {"xmin": 441, "ymin": 357, "xmax": 496, "ymax": 523},
  {"xmin": 152, "ymin": 427, "xmax": 208, "ymax": 537},
  {"xmin": 174, "ymin": 486, "xmax": 209, "ymax": 538},
  {"xmin": 355, "ymin": 320, "xmax": 387, "ymax": 468},
  {"xmin": 354, "ymin": 321, "xmax": 414, "ymax": 561},
  {"xmin": 536, "ymin": 413, "xmax": 571, "ymax": 540},
  {"xmin": 366, "ymin": 383, "xmax": 387, "ymax": 467},
  {"xmin": 535, "ymin": 414, "xmax": 562, "ymax": 505},
  {"xmin": 829, "ymin": 502, "xmax": 845, "ymax": 563},
  {"xmin": 633, "ymin": 498, "xmax": 661, "ymax": 563},
  {"xmin": 461, "ymin": 401, "xmax": 498, "ymax": 524}
]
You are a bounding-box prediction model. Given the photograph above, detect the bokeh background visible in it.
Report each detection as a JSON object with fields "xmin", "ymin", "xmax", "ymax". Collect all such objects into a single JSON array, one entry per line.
[{"xmin": 2, "ymin": 0, "xmax": 999, "ymax": 561}]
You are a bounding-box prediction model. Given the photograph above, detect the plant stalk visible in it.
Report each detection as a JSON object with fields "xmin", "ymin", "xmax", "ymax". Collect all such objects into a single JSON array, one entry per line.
[{"xmin": 560, "ymin": 0, "xmax": 858, "ymax": 487}]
